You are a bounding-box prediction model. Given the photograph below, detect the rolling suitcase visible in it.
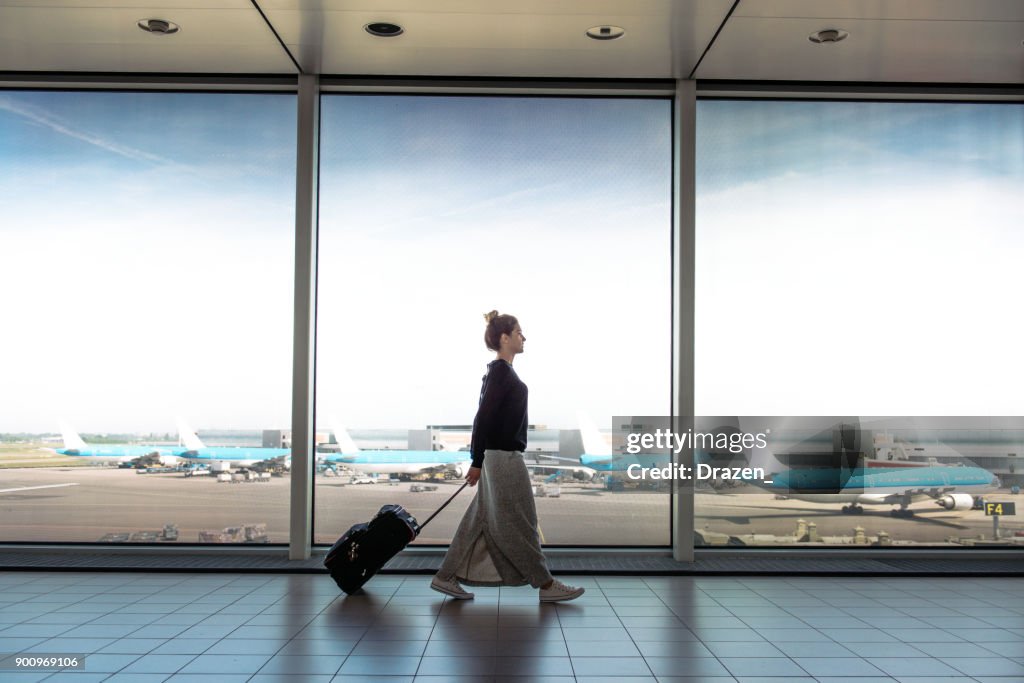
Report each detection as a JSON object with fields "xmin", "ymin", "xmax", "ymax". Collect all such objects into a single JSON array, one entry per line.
[{"xmin": 324, "ymin": 482, "xmax": 467, "ymax": 594}]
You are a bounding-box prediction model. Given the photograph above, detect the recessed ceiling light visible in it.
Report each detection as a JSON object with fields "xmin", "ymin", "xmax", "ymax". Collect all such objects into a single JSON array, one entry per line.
[
  {"xmin": 809, "ymin": 29, "xmax": 849, "ymax": 44},
  {"xmin": 365, "ymin": 22, "xmax": 403, "ymax": 38},
  {"xmin": 137, "ymin": 18, "xmax": 180, "ymax": 35},
  {"xmin": 586, "ymin": 25, "xmax": 625, "ymax": 41}
]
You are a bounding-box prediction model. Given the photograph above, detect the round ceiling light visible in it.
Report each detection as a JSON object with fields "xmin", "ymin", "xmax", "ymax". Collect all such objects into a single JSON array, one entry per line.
[
  {"xmin": 137, "ymin": 18, "xmax": 180, "ymax": 35},
  {"xmin": 809, "ymin": 29, "xmax": 849, "ymax": 44},
  {"xmin": 365, "ymin": 22, "xmax": 403, "ymax": 37},
  {"xmin": 586, "ymin": 25, "xmax": 625, "ymax": 41}
]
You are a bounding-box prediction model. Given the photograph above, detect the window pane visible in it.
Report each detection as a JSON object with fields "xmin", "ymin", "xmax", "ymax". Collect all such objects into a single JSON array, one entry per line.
[
  {"xmin": 315, "ymin": 95, "xmax": 672, "ymax": 546},
  {"xmin": 0, "ymin": 91, "xmax": 295, "ymax": 543},
  {"xmin": 695, "ymin": 100, "xmax": 1024, "ymax": 546}
]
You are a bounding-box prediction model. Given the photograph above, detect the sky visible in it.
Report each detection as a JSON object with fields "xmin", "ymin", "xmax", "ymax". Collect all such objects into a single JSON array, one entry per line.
[
  {"xmin": 0, "ymin": 92, "xmax": 671, "ymax": 434},
  {"xmin": 1, "ymin": 92, "xmax": 1020, "ymax": 434},
  {"xmin": 695, "ymin": 100, "xmax": 1024, "ymax": 416}
]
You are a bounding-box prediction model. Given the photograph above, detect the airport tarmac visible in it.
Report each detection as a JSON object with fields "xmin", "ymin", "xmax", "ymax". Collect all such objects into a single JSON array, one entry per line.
[
  {"xmin": 696, "ymin": 487, "xmax": 1023, "ymax": 544},
  {"xmin": 0, "ymin": 466, "xmax": 1019, "ymax": 546}
]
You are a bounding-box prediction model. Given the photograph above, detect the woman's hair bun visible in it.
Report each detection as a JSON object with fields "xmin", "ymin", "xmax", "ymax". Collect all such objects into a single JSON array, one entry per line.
[{"xmin": 483, "ymin": 310, "xmax": 499, "ymax": 324}]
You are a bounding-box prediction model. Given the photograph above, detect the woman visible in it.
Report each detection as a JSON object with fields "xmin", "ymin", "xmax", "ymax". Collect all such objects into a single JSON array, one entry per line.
[{"xmin": 431, "ymin": 311, "xmax": 584, "ymax": 602}]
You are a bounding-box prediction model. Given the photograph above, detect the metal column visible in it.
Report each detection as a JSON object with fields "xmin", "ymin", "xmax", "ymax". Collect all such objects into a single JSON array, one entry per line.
[
  {"xmin": 672, "ymin": 79, "xmax": 696, "ymax": 563},
  {"xmin": 289, "ymin": 74, "xmax": 320, "ymax": 560}
]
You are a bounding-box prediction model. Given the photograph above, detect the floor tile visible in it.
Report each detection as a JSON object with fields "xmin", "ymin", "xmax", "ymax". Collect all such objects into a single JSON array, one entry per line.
[
  {"xmin": 255, "ymin": 654, "xmax": 347, "ymax": 675},
  {"xmin": 176, "ymin": 653, "xmax": 272, "ymax": 674},
  {"xmin": 691, "ymin": 629, "xmax": 765, "ymax": 642},
  {"xmin": 719, "ymin": 658, "xmax": 808, "ymax": 677},
  {"xmin": 417, "ymin": 656, "xmax": 499, "ymax": 676},
  {"xmin": 203, "ymin": 638, "xmax": 288, "ymax": 655},
  {"xmin": 703, "ymin": 641, "xmax": 786, "ymax": 658},
  {"xmin": 623, "ymin": 628, "xmax": 699, "ymax": 642},
  {"xmin": 939, "ymin": 657, "xmax": 1024, "ymax": 676},
  {"xmin": 770, "ymin": 641, "xmax": 854, "ymax": 658},
  {"xmin": 337, "ymin": 655, "xmax": 422, "ymax": 675},
  {"xmin": 566, "ymin": 640, "xmax": 642, "ymax": 657},
  {"xmin": 643, "ymin": 657, "xmax": 732, "ymax": 677},
  {"xmin": 493, "ymin": 656, "xmax": 574, "ymax": 676},
  {"xmin": 148, "ymin": 638, "xmax": 219, "ymax": 655},
  {"xmin": 98, "ymin": 638, "xmax": 168, "ymax": 654},
  {"xmin": 0, "ymin": 574, "xmax": 1021, "ymax": 683},
  {"xmin": 864, "ymin": 657, "xmax": 966, "ymax": 676},
  {"xmin": 104, "ymin": 674, "xmax": 175, "ymax": 683},
  {"xmin": 119, "ymin": 654, "xmax": 198, "ymax": 674},
  {"xmin": 569, "ymin": 657, "xmax": 654, "ymax": 676},
  {"xmin": 912, "ymin": 642, "xmax": 1003, "ymax": 658}
]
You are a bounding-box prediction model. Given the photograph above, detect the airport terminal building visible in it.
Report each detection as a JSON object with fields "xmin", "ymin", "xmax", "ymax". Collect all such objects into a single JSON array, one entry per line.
[{"xmin": 1, "ymin": 2, "xmax": 1022, "ymax": 681}]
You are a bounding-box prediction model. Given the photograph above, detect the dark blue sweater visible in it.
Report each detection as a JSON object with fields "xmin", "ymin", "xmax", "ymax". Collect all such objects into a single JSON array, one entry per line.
[{"xmin": 470, "ymin": 359, "xmax": 528, "ymax": 468}]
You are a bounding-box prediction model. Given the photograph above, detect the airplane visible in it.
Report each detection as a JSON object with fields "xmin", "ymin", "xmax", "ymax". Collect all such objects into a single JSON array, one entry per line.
[
  {"xmin": 318, "ymin": 420, "xmax": 472, "ymax": 479},
  {"xmin": 748, "ymin": 420, "xmax": 1003, "ymax": 516},
  {"xmin": 176, "ymin": 419, "xmax": 291, "ymax": 469},
  {"xmin": 574, "ymin": 414, "xmax": 1002, "ymax": 516},
  {"xmin": 576, "ymin": 412, "xmax": 671, "ymax": 473},
  {"xmin": 576, "ymin": 414, "xmax": 760, "ymax": 475},
  {"xmin": 52, "ymin": 423, "xmax": 185, "ymax": 466},
  {"xmin": 764, "ymin": 464, "xmax": 1001, "ymax": 517}
]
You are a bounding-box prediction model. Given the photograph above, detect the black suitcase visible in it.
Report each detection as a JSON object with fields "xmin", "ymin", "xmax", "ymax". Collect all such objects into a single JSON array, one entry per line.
[{"xmin": 324, "ymin": 483, "xmax": 467, "ymax": 594}]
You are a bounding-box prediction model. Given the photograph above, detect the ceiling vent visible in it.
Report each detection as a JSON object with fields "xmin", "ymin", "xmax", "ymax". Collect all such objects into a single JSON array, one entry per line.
[
  {"xmin": 809, "ymin": 29, "xmax": 849, "ymax": 44},
  {"xmin": 586, "ymin": 26, "xmax": 625, "ymax": 41},
  {"xmin": 365, "ymin": 22, "xmax": 404, "ymax": 37},
  {"xmin": 137, "ymin": 19, "xmax": 180, "ymax": 35}
]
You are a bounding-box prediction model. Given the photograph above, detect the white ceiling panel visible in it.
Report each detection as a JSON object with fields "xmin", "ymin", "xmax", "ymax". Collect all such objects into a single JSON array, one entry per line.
[
  {"xmin": 0, "ymin": 3, "xmax": 296, "ymax": 73},
  {"xmin": 0, "ymin": 0, "xmax": 1021, "ymax": 83},
  {"xmin": 697, "ymin": 15, "xmax": 1024, "ymax": 83},
  {"xmin": 0, "ymin": 1, "xmax": 253, "ymax": 7},
  {"xmin": 259, "ymin": 0, "xmax": 733, "ymax": 77},
  {"xmin": 733, "ymin": 0, "xmax": 1024, "ymax": 22}
]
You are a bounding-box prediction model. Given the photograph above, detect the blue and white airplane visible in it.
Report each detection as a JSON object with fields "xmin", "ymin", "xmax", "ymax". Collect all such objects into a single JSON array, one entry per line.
[
  {"xmin": 573, "ymin": 414, "xmax": 1001, "ymax": 516},
  {"xmin": 53, "ymin": 423, "xmax": 184, "ymax": 466},
  {"xmin": 576, "ymin": 412, "xmax": 671, "ymax": 473},
  {"xmin": 176, "ymin": 419, "xmax": 291, "ymax": 469},
  {"xmin": 766, "ymin": 464, "xmax": 1001, "ymax": 517},
  {"xmin": 319, "ymin": 421, "xmax": 472, "ymax": 478}
]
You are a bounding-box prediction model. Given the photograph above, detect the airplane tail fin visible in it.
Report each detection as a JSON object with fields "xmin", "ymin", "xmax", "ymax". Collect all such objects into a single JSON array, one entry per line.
[
  {"xmin": 176, "ymin": 417, "xmax": 206, "ymax": 451},
  {"xmin": 331, "ymin": 418, "xmax": 361, "ymax": 454},
  {"xmin": 59, "ymin": 421, "xmax": 88, "ymax": 451},
  {"xmin": 576, "ymin": 411, "xmax": 610, "ymax": 456}
]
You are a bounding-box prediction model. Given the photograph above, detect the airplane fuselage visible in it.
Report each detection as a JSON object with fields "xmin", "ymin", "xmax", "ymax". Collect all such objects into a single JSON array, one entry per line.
[
  {"xmin": 56, "ymin": 445, "xmax": 184, "ymax": 465},
  {"xmin": 768, "ymin": 465, "xmax": 1000, "ymax": 507},
  {"xmin": 323, "ymin": 450, "xmax": 471, "ymax": 476},
  {"xmin": 180, "ymin": 447, "xmax": 291, "ymax": 468}
]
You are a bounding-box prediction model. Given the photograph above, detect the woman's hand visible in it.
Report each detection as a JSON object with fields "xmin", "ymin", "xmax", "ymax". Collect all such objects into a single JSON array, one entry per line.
[{"xmin": 466, "ymin": 466, "xmax": 481, "ymax": 486}]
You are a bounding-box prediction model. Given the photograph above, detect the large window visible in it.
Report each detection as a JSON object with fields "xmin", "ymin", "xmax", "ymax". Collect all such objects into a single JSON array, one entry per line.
[
  {"xmin": 695, "ymin": 100, "xmax": 1024, "ymax": 546},
  {"xmin": 314, "ymin": 95, "xmax": 672, "ymax": 546},
  {"xmin": 0, "ymin": 90, "xmax": 295, "ymax": 543}
]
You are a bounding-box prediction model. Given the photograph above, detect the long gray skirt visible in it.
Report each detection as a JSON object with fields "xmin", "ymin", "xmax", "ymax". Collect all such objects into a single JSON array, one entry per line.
[{"xmin": 438, "ymin": 449, "xmax": 554, "ymax": 588}]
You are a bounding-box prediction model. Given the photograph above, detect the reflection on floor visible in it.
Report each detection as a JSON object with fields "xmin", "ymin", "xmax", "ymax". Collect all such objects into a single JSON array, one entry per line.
[{"xmin": 0, "ymin": 572, "xmax": 1022, "ymax": 682}]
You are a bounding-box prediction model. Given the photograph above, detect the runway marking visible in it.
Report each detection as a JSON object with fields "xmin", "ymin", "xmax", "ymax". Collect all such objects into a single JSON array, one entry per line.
[{"xmin": 0, "ymin": 483, "xmax": 80, "ymax": 494}]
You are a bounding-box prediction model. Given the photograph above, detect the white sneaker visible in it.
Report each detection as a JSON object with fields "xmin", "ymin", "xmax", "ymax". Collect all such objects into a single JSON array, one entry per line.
[
  {"xmin": 539, "ymin": 579, "xmax": 584, "ymax": 603},
  {"xmin": 430, "ymin": 575, "xmax": 474, "ymax": 600}
]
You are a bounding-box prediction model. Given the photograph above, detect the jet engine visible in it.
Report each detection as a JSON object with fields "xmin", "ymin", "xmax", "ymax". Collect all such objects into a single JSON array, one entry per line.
[{"xmin": 935, "ymin": 493, "xmax": 975, "ymax": 511}]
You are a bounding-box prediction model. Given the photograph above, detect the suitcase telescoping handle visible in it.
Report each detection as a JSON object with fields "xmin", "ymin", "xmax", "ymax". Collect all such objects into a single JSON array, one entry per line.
[{"xmin": 417, "ymin": 481, "xmax": 469, "ymax": 532}]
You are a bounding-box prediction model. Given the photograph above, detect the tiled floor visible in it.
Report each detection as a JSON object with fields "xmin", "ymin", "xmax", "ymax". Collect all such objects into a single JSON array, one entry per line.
[{"xmin": 0, "ymin": 572, "xmax": 1022, "ymax": 682}]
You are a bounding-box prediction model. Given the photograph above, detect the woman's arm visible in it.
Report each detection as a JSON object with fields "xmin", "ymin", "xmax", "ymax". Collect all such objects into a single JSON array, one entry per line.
[{"xmin": 470, "ymin": 362, "xmax": 511, "ymax": 469}]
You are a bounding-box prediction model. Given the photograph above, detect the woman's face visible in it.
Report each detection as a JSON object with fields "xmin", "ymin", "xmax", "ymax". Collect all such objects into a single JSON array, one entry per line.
[{"xmin": 503, "ymin": 324, "xmax": 526, "ymax": 354}]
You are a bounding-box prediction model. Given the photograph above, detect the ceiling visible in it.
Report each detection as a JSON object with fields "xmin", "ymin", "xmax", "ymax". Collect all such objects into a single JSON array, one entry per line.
[{"xmin": 0, "ymin": 0, "xmax": 1021, "ymax": 83}]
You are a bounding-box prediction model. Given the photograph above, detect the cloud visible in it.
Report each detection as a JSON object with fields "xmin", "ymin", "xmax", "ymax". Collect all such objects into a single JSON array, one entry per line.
[{"xmin": 0, "ymin": 95, "xmax": 173, "ymax": 166}]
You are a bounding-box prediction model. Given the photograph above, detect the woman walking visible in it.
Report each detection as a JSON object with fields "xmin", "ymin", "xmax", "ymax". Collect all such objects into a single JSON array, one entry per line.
[{"xmin": 431, "ymin": 311, "xmax": 584, "ymax": 602}]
